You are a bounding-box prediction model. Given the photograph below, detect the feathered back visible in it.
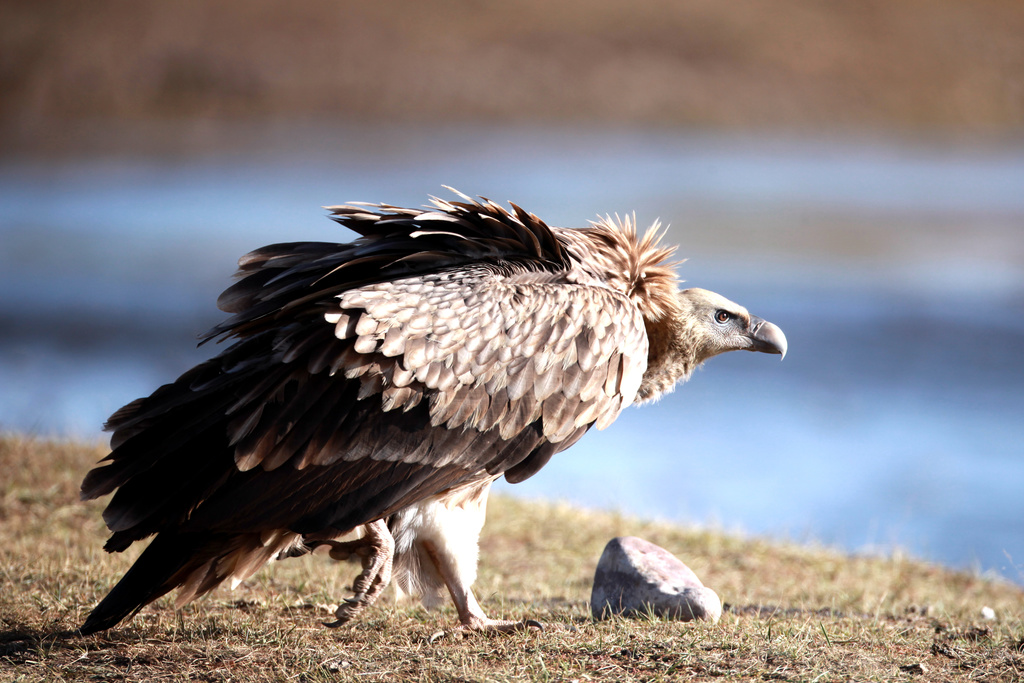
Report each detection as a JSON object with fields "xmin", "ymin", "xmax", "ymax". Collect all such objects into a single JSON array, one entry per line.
[{"xmin": 207, "ymin": 192, "xmax": 572, "ymax": 343}]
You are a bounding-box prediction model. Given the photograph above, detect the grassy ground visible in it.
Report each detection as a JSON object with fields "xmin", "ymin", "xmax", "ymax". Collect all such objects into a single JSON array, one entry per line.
[{"xmin": 1, "ymin": 435, "xmax": 1022, "ymax": 682}]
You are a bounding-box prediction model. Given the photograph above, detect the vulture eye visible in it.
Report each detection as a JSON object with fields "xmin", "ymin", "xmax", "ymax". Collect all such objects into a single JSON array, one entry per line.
[{"xmin": 715, "ymin": 310, "xmax": 731, "ymax": 324}]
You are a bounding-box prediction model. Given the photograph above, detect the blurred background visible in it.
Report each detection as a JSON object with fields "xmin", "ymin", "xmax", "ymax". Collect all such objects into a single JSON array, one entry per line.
[{"xmin": 2, "ymin": 1, "xmax": 1022, "ymax": 583}]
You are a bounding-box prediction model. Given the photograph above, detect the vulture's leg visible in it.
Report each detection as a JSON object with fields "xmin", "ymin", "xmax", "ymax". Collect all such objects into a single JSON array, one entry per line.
[
  {"xmin": 313, "ymin": 519, "xmax": 395, "ymax": 627},
  {"xmin": 392, "ymin": 480, "xmax": 542, "ymax": 633},
  {"xmin": 420, "ymin": 539, "xmax": 542, "ymax": 633}
]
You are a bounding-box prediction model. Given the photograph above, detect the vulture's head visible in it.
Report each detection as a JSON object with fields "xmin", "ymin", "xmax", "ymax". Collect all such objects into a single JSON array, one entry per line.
[
  {"xmin": 677, "ymin": 287, "xmax": 788, "ymax": 363},
  {"xmin": 637, "ymin": 287, "xmax": 787, "ymax": 402}
]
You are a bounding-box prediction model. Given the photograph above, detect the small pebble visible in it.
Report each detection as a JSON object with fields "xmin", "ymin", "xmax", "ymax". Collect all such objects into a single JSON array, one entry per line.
[{"xmin": 899, "ymin": 662, "xmax": 928, "ymax": 675}]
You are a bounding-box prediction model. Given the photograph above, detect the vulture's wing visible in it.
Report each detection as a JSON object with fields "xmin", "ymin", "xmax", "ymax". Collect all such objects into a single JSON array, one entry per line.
[{"xmin": 82, "ymin": 198, "xmax": 649, "ymax": 556}]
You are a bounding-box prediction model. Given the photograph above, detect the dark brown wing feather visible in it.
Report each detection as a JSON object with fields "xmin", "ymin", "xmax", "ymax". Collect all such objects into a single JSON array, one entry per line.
[{"xmin": 79, "ymin": 195, "xmax": 650, "ymax": 630}]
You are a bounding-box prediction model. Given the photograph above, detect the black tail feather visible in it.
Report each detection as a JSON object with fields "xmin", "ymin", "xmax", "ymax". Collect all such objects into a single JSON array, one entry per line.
[{"xmin": 79, "ymin": 533, "xmax": 200, "ymax": 635}]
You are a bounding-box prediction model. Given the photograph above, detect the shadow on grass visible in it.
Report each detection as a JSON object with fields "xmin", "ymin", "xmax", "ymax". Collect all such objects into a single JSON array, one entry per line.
[
  {"xmin": 724, "ymin": 603, "xmax": 870, "ymax": 619},
  {"xmin": 0, "ymin": 624, "xmax": 84, "ymax": 659}
]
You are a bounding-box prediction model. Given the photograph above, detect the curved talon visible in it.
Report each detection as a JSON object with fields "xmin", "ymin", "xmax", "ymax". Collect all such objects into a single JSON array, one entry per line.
[
  {"xmin": 307, "ymin": 539, "xmax": 357, "ymax": 562},
  {"xmin": 453, "ymin": 617, "xmax": 548, "ymax": 634},
  {"xmin": 322, "ymin": 595, "xmax": 366, "ymax": 627},
  {"xmin": 323, "ymin": 609, "xmax": 352, "ymax": 628}
]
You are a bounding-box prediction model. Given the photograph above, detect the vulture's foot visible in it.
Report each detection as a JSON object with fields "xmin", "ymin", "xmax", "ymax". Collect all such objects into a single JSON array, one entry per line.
[
  {"xmin": 415, "ymin": 538, "xmax": 547, "ymax": 637},
  {"xmin": 313, "ymin": 519, "xmax": 395, "ymax": 627},
  {"xmin": 430, "ymin": 618, "xmax": 544, "ymax": 642},
  {"xmin": 461, "ymin": 617, "xmax": 545, "ymax": 633}
]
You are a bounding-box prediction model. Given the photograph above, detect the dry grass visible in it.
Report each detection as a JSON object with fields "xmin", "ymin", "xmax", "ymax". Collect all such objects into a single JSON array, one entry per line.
[
  {"xmin": 5, "ymin": 0, "xmax": 1024, "ymax": 153},
  {"xmin": 2, "ymin": 435, "xmax": 1022, "ymax": 681}
]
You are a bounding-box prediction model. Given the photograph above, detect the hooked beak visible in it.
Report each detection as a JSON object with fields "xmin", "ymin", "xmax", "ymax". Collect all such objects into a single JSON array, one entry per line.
[{"xmin": 748, "ymin": 317, "xmax": 787, "ymax": 359}]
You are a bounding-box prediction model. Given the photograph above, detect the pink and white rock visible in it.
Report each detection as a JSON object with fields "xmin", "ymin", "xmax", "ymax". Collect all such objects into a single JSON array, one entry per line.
[{"xmin": 590, "ymin": 536, "xmax": 722, "ymax": 623}]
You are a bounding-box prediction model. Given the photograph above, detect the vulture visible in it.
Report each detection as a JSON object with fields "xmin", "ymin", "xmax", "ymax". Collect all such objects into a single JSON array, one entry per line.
[{"xmin": 79, "ymin": 191, "xmax": 787, "ymax": 635}]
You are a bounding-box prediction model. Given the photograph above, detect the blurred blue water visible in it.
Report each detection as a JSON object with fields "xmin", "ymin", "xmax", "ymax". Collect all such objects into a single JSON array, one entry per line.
[{"xmin": 2, "ymin": 125, "xmax": 1022, "ymax": 583}]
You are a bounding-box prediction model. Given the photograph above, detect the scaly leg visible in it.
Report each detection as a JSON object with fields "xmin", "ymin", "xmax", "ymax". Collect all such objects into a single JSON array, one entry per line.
[{"xmin": 310, "ymin": 519, "xmax": 394, "ymax": 627}]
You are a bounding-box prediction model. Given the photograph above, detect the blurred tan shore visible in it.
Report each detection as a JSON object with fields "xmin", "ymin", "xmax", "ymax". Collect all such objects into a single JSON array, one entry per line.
[{"xmin": 3, "ymin": 0, "xmax": 1024, "ymax": 155}]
